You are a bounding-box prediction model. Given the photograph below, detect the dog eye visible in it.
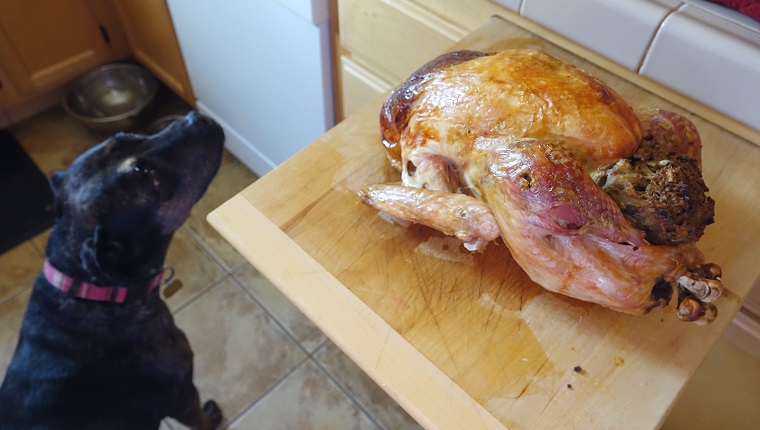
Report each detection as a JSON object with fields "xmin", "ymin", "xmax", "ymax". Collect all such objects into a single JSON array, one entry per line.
[{"xmin": 133, "ymin": 166, "xmax": 161, "ymax": 187}]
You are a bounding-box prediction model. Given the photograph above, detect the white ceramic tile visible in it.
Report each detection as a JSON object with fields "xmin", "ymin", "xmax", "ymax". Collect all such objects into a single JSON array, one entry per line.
[
  {"xmin": 491, "ymin": 0, "xmax": 521, "ymax": 12},
  {"xmin": 234, "ymin": 264, "xmax": 327, "ymax": 353},
  {"xmin": 682, "ymin": 0, "xmax": 760, "ymax": 33},
  {"xmin": 0, "ymin": 289, "xmax": 31, "ymax": 381},
  {"xmin": 521, "ymin": 0, "xmax": 680, "ymax": 70},
  {"xmin": 0, "ymin": 240, "xmax": 41, "ymax": 303},
  {"xmin": 229, "ymin": 359, "xmax": 379, "ymax": 430},
  {"xmin": 678, "ymin": 1, "xmax": 760, "ymax": 36},
  {"xmin": 315, "ymin": 342, "xmax": 423, "ymax": 430},
  {"xmin": 173, "ymin": 278, "xmax": 307, "ymax": 423},
  {"xmin": 662, "ymin": 338, "xmax": 760, "ymax": 429},
  {"xmin": 640, "ymin": 4, "xmax": 760, "ymax": 132}
]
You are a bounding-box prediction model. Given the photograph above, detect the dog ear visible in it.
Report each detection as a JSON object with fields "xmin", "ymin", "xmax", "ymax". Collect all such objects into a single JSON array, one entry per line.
[{"xmin": 49, "ymin": 171, "xmax": 66, "ymax": 218}]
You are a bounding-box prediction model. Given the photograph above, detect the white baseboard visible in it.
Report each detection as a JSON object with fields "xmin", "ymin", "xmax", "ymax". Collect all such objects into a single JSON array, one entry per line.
[{"xmin": 724, "ymin": 309, "xmax": 760, "ymax": 360}]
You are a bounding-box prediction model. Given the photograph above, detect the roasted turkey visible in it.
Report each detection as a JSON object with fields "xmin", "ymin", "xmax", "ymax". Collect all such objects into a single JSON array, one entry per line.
[{"xmin": 360, "ymin": 49, "xmax": 723, "ymax": 324}]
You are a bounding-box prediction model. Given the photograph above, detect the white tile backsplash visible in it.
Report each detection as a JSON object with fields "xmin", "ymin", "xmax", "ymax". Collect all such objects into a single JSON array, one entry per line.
[
  {"xmin": 520, "ymin": 0, "xmax": 681, "ymax": 69},
  {"xmin": 682, "ymin": 0, "xmax": 760, "ymax": 33},
  {"xmin": 490, "ymin": 0, "xmax": 760, "ymax": 133},
  {"xmin": 640, "ymin": 4, "xmax": 760, "ymax": 132}
]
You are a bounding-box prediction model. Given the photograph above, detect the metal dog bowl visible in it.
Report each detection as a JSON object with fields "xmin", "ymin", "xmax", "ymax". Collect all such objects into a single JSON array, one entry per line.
[
  {"xmin": 63, "ymin": 63, "xmax": 157, "ymax": 133},
  {"xmin": 146, "ymin": 114, "xmax": 185, "ymax": 135}
]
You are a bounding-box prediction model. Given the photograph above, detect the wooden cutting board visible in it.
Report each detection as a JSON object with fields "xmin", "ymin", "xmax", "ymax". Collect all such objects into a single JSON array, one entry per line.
[{"xmin": 208, "ymin": 17, "xmax": 760, "ymax": 430}]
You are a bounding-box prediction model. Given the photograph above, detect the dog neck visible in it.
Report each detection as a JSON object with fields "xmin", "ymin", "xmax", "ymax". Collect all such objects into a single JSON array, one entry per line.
[
  {"xmin": 42, "ymin": 258, "xmax": 168, "ymax": 304},
  {"xmin": 44, "ymin": 219, "xmax": 174, "ymax": 288}
]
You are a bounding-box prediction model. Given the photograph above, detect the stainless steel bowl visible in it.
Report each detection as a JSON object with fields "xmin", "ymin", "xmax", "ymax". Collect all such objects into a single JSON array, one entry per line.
[
  {"xmin": 146, "ymin": 114, "xmax": 185, "ymax": 135},
  {"xmin": 63, "ymin": 63, "xmax": 157, "ymax": 133}
]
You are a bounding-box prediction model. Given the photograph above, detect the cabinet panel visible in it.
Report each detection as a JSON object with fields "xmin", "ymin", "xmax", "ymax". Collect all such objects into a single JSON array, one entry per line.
[
  {"xmin": 0, "ymin": 63, "xmax": 21, "ymax": 110},
  {"xmin": 412, "ymin": 0, "xmax": 505, "ymax": 31},
  {"xmin": 0, "ymin": 0, "xmax": 112, "ymax": 96},
  {"xmin": 113, "ymin": 0, "xmax": 195, "ymax": 105},
  {"xmin": 339, "ymin": 0, "xmax": 465, "ymax": 83},
  {"xmin": 339, "ymin": 55, "xmax": 393, "ymax": 119}
]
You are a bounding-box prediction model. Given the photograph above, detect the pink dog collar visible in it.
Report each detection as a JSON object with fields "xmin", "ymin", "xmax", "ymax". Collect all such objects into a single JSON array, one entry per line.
[{"xmin": 43, "ymin": 259, "xmax": 165, "ymax": 303}]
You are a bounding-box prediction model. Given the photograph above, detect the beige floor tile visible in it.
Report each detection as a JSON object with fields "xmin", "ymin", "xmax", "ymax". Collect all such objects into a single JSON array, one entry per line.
[
  {"xmin": 0, "ymin": 289, "xmax": 31, "ymax": 381},
  {"xmin": 173, "ymin": 277, "xmax": 307, "ymax": 424},
  {"xmin": 662, "ymin": 337, "xmax": 760, "ymax": 430},
  {"xmin": 229, "ymin": 359, "xmax": 378, "ymax": 430},
  {"xmin": 316, "ymin": 342, "xmax": 422, "ymax": 430},
  {"xmin": 219, "ymin": 148, "xmax": 244, "ymax": 172},
  {"xmin": 162, "ymin": 226, "xmax": 228, "ymax": 312},
  {"xmin": 29, "ymin": 229, "xmax": 51, "ymax": 254},
  {"xmin": 11, "ymin": 107, "xmax": 101, "ymax": 175},
  {"xmin": 0, "ymin": 241, "xmax": 43, "ymax": 303},
  {"xmin": 184, "ymin": 156, "xmax": 259, "ymax": 271},
  {"xmin": 235, "ymin": 264, "xmax": 327, "ymax": 353}
]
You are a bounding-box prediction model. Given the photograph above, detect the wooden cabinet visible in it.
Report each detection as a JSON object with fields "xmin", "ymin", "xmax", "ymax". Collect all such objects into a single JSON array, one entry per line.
[
  {"xmin": 0, "ymin": 63, "xmax": 22, "ymax": 109},
  {"xmin": 0, "ymin": 0, "xmax": 129, "ymax": 122},
  {"xmin": 0, "ymin": 0, "xmax": 194, "ymax": 125},
  {"xmin": 113, "ymin": 0, "xmax": 195, "ymax": 106},
  {"xmin": 0, "ymin": 0, "xmax": 127, "ymax": 105},
  {"xmin": 335, "ymin": 0, "xmax": 503, "ymax": 120}
]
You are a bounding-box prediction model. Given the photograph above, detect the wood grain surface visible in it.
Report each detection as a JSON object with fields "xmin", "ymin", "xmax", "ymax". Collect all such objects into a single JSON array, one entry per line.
[{"xmin": 208, "ymin": 17, "xmax": 760, "ymax": 430}]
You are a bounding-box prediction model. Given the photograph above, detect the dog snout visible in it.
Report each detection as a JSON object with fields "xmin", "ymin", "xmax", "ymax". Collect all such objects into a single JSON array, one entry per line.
[
  {"xmin": 182, "ymin": 111, "xmax": 215, "ymax": 129},
  {"xmin": 175, "ymin": 111, "xmax": 224, "ymax": 141}
]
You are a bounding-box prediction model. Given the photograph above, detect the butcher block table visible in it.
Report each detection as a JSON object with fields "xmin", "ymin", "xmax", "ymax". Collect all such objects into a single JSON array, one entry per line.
[{"xmin": 208, "ymin": 16, "xmax": 760, "ymax": 430}]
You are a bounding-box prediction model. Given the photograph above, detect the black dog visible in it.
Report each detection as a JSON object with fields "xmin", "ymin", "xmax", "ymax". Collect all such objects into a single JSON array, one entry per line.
[{"xmin": 0, "ymin": 111, "xmax": 225, "ymax": 429}]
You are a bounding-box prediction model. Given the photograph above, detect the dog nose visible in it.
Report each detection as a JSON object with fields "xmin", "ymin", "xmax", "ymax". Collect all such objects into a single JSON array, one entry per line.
[
  {"xmin": 183, "ymin": 110, "xmax": 214, "ymax": 126},
  {"xmin": 175, "ymin": 111, "xmax": 224, "ymax": 144},
  {"xmin": 183, "ymin": 110, "xmax": 201, "ymax": 124},
  {"xmin": 178, "ymin": 111, "xmax": 223, "ymax": 136}
]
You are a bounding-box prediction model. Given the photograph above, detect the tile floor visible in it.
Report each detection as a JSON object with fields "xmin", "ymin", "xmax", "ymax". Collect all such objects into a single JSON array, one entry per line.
[{"xmin": 1, "ymin": 89, "xmax": 759, "ymax": 429}]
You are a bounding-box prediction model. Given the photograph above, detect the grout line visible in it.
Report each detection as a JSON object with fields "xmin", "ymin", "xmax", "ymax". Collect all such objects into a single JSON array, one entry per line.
[
  {"xmin": 311, "ymin": 354, "xmax": 386, "ymax": 430},
  {"xmin": 181, "ymin": 224, "xmax": 234, "ymax": 275},
  {"xmin": 226, "ymin": 260, "xmax": 249, "ymax": 276},
  {"xmin": 224, "ymin": 269, "xmax": 388, "ymax": 428},
  {"xmin": 310, "ymin": 338, "xmax": 332, "ymax": 358},
  {"xmin": 28, "ymin": 232, "xmax": 48, "ymax": 257},
  {"xmin": 169, "ymin": 273, "xmax": 229, "ymax": 315},
  {"xmin": 636, "ymin": 3, "xmax": 685, "ymax": 73},
  {"xmin": 223, "ymin": 355, "xmax": 311, "ymax": 429},
  {"xmin": 227, "ymin": 272, "xmax": 320, "ymax": 357},
  {"xmin": 0, "ymin": 284, "xmax": 33, "ymax": 308}
]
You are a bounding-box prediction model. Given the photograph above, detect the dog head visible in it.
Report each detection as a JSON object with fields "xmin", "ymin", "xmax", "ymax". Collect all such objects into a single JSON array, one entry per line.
[{"xmin": 48, "ymin": 111, "xmax": 225, "ymax": 282}]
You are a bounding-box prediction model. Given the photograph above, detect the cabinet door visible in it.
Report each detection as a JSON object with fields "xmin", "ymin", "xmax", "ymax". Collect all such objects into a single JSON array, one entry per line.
[
  {"xmin": 339, "ymin": 55, "xmax": 392, "ymax": 119},
  {"xmin": 0, "ymin": 63, "xmax": 22, "ymax": 111},
  {"xmin": 114, "ymin": 0, "xmax": 195, "ymax": 105},
  {"xmin": 0, "ymin": 0, "xmax": 113, "ymax": 97}
]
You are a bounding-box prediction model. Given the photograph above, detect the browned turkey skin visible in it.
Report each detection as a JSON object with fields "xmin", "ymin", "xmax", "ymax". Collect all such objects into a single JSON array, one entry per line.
[{"xmin": 361, "ymin": 49, "xmax": 723, "ymax": 323}]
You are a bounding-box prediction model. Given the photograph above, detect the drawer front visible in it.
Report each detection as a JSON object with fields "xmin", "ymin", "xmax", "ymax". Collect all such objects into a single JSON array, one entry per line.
[
  {"xmin": 339, "ymin": 0, "xmax": 465, "ymax": 82},
  {"xmin": 340, "ymin": 55, "xmax": 393, "ymax": 119}
]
